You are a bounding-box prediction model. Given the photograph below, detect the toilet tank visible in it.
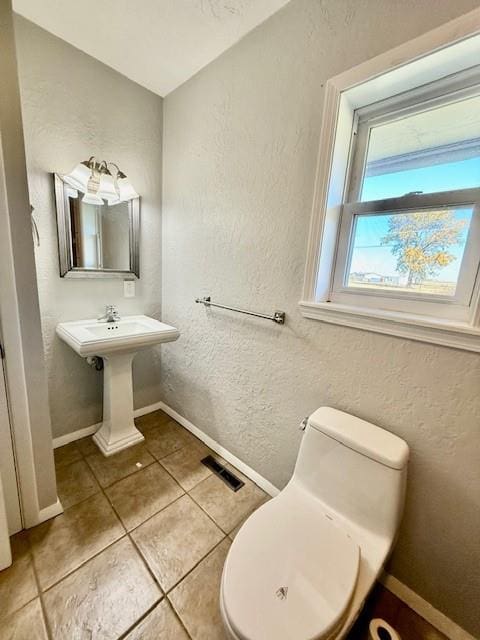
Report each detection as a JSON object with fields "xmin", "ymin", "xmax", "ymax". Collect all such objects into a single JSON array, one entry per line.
[{"xmin": 291, "ymin": 407, "xmax": 409, "ymax": 540}]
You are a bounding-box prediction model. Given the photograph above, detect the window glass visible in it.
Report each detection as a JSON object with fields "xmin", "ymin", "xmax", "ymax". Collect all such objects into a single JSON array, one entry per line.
[
  {"xmin": 360, "ymin": 94, "xmax": 480, "ymax": 201},
  {"xmin": 346, "ymin": 207, "xmax": 474, "ymax": 296}
]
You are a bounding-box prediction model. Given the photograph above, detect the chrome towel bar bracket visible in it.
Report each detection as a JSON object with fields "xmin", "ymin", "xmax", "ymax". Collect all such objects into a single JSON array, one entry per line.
[{"xmin": 195, "ymin": 296, "xmax": 285, "ymax": 324}]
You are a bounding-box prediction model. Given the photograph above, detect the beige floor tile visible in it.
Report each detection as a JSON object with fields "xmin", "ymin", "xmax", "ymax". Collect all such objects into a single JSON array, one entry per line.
[
  {"xmin": 159, "ymin": 441, "xmax": 216, "ymax": 491},
  {"xmin": 43, "ymin": 537, "xmax": 161, "ymax": 640},
  {"xmin": 53, "ymin": 442, "xmax": 82, "ymax": 469},
  {"xmin": 105, "ymin": 463, "xmax": 184, "ymax": 531},
  {"xmin": 0, "ymin": 599, "xmax": 48, "ymax": 640},
  {"xmin": 29, "ymin": 492, "xmax": 124, "ymax": 590},
  {"xmin": 86, "ymin": 443, "xmax": 154, "ymax": 487},
  {"xmin": 125, "ymin": 600, "xmax": 189, "ymax": 640},
  {"xmin": 76, "ymin": 435, "xmax": 99, "ymax": 457},
  {"xmin": 131, "ymin": 494, "xmax": 224, "ymax": 592},
  {"xmin": 228, "ymin": 521, "xmax": 243, "ymax": 540},
  {"xmin": 143, "ymin": 420, "xmax": 199, "ymax": 460},
  {"xmin": 135, "ymin": 409, "xmax": 172, "ymax": 434},
  {"xmin": 228, "ymin": 495, "xmax": 270, "ymax": 540},
  {"xmin": 189, "ymin": 466, "xmax": 267, "ymax": 533},
  {"xmin": 0, "ymin": 533, "xmax": 37, "ymax": 621},
  {"xmin": 55, "ymin": 458, "xmax": 100, "ymax": 509},
  {"xmin": 169, "ymin": 538, "xmax": 230, "ymax": 640}
]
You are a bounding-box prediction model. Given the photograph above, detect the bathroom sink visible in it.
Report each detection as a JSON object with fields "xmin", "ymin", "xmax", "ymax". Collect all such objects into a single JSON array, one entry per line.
[
  {"xmin": 56, "ymin": 315, "xmax": 180, "ymax": 457},
  {"xmin": 56, "ymin": 315, "xmax": 179, "ymax": 357}
]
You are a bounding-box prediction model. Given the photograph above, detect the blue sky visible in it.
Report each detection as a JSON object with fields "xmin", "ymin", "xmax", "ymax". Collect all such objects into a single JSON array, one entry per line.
[
  {"xmin": 349, "ymin": 157, "xmax": 479, "ymax": 284},
  {"xmin": 361, "ymin": 157, "xmax": 480, "ymax": 201}
]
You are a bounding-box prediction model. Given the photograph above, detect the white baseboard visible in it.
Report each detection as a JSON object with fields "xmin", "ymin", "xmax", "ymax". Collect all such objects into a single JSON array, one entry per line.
[
  {"xmin": 380, "ymin": 573, "xmax": 475, "ymax": 640},
  {"xmin": 51, "ymin": 400, "xmax": 474, "ymax": 640},
  {"xmin": 134, "ymin": 401, "xmax": 165, "ymax": 419},
  {"xmin": 53, "ymin": 423, "xmax": 101, "ymax": 448},
  {"xmin": 157, "ymin": 401, "xmax": 280, "ymax": 498}
]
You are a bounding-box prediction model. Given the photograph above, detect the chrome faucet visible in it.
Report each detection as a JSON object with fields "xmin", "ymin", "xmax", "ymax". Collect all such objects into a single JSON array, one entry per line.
[{"xmin": 98, "ymin": 304, "xmax": 120, "ymax": 323}]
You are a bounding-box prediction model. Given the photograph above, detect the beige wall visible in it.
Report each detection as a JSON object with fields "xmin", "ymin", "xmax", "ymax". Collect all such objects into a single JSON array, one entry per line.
[
  {"xmin": 162, "ymin": 0, "xmax": 480, "ymax": 635},
  {"xmin": 14, "ymin": 16, "xmax": 164, "ymax": 438}
]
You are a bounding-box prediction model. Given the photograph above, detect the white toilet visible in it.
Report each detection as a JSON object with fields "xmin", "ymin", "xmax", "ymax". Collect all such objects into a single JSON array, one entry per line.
[{"xmin": 220, "ymin": 407, "xmax": 409, "ymax": 640}]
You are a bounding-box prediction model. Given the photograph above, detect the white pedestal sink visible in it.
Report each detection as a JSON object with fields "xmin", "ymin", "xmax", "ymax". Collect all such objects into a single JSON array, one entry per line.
[{"xmin": 56, "ymin": 315, "xmax": 179, "ymax": 456}]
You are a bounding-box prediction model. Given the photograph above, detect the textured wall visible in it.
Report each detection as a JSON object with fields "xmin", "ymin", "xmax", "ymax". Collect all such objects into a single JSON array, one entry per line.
[
  {"xmin": 14, "ymin": 16, "xmax": 164, "ymax": 438},
  {"xmin": 162, "ymin": 0, "xmax": 480, "ymax": 635}
]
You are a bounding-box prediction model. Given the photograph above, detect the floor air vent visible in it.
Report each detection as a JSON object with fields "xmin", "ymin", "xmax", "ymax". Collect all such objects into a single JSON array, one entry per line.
[{"xmin": 201, "ymin": 455, "xmax": 245, "ymax": 492}]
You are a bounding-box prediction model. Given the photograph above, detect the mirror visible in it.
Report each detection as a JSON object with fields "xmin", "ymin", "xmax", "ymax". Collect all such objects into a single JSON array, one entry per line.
[{"xmin": 54, "ymin": 174, "xmax": 140, "ymax": 278}]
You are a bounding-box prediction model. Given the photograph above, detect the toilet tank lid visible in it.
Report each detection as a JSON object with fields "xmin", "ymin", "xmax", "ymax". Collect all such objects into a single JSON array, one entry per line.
[{"xmin": 308, "ymin": 407, "xmax": 409, "ymax": 470}]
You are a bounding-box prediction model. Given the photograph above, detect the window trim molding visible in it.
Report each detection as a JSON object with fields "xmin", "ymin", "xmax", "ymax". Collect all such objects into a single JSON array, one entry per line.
[
  {"xmin": 299, "ymin": 300, "xmax": 480, "ymax": 352},
  {"xmin": 300, "ymin": 7, "xmax": 480, "ymax": 352}
]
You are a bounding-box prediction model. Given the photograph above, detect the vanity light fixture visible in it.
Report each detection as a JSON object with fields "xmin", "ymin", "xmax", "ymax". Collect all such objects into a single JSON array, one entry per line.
[
  {"xmin": 63, "ymin": 157, "xmax": 138, "ymax": 205},
  {"xmin": 82, "ymin": 192, "xmax": 104, "ymax": 206}
]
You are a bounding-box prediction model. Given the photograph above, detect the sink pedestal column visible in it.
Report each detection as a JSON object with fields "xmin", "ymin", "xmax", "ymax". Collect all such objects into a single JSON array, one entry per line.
[{"xmin": 93, "ymin": 352, "xmax": 144, "ymax": 456}]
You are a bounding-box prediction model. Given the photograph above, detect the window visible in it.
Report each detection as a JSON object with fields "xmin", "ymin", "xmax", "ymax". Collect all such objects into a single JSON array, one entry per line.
[
  {"xmin": 301, "ymin": 13, "xmax": 480, "ymax": 352},
  {"xmin": 332, "ymin": 79, "xmax": 480, "ymax": 322}
]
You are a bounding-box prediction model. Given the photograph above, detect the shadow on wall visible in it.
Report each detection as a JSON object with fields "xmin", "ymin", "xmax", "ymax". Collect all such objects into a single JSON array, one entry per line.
[{"xmin": 49, "ymin": 340, "xmax": 103, "ymax": 434}]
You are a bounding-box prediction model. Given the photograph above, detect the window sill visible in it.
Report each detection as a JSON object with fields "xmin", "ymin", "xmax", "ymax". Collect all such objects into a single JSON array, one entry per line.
[{"xmin": 298, "ymin": 300, "xmax": 480, "ymax": 352}]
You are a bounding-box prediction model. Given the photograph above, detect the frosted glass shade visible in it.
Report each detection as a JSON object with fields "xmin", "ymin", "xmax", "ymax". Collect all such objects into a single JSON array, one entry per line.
[
  {"xmin": 82, "ymin": 192, "xmax": 104, "ymax": 205},
  {"xmin": 117, "ymin": 177, "xmax": 139, "ymax": 201},
  {"xmin": 63, "ymin": 162, "xmax": 91, "ymax": 191},
  {"xmin": 97, "ymin": 173, "xmax": 118, "ymax": 202}
]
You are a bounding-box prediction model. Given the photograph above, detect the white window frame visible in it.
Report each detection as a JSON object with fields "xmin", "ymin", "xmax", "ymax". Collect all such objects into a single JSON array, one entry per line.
[{"xmin": 300, "ymin": 8, "xmax": 480, "ymax": 352}]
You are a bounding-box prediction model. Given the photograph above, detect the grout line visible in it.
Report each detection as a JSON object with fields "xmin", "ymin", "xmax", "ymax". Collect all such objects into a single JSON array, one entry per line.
[
  {"xmin": 172, "ymin": 608, "xmax": 194, "ymax": 640},
  {"xmin": 53, "ymin": 486, "xmax": 103, "ymax": 514},
  {"xmin": 166, "ymin": 536, "xmax": 231, "ymax": 640},
  {"xmin": 126, "ymin": 492, "xmax": 186, "ymax": 535},
  {"xmin": 38, "ymin": 531, "xmax": 129, "ymax": 595},
  {"xmin": 28, "ymin": 538, "xmax": 54, "ymax": 640},
  {"xmin": 184, "ymin": 469, "xmax": 265, "ymax": 537},
  {"xmin": 165, "ymin": 534, "xmax": 229, "ymax": 598},
  {"xmin": 0, "ymin": 593, "xmax": 39, "ymax": 623},
  {"xmin": 94, "ymin": 474, "xmax": 167, "ymax": 596},
  {"xmin": 126, "ymin": 530, "xmax": 167, "ymax": 593},
  {"xmin": 53, "ymin": 463, "xmax": 102, "ymax": 512},
  {"xmin": 116, "ymin": 596, "xmax": 164, "ymax": 640},
  {"xmin": 83, "ymin": 454, "xmax": 156, "ymax": 490},
  {"xmin": 185, "ymin": 491, "xmax": 231, "ymax": 536},
  {"xmin": 166, "ymin": 534, "xmax": 229, "ymax": 596},
  {"xmin": 34, "ymin": 488, "xmax": 129, "ymax": 595}
]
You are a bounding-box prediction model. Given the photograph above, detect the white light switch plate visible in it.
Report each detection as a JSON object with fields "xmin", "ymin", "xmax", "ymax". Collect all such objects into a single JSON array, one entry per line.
[{"xmin": 124, "ymin": 280, "xmax": 135, "ymax": 298}]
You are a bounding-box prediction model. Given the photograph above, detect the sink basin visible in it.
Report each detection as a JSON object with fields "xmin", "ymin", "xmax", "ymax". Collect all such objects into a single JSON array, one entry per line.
[
  {"xmin": 56, "ymin": 315, "xmax": 179, "ymax": 357},
  {"xmin": 56, "ymin": 315, "xmax": 180, "ymax": 457}
]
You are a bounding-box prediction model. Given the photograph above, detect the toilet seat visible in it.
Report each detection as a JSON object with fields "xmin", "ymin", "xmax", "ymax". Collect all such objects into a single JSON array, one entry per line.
[{"xmin": 221, "ymin": 496, "xmax": 360, "ymax": 640}]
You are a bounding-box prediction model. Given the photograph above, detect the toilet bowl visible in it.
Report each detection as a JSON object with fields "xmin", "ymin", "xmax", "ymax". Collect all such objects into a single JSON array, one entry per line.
[{"xmin": 221, "ymin": 407, "xmax": 409, "ymax": 640}]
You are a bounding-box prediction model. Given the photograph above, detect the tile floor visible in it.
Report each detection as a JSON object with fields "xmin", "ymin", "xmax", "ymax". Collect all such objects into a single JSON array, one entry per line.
[{"xmin": 0, "ymin": 410, "xmax": 449, "ymax": 640}]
